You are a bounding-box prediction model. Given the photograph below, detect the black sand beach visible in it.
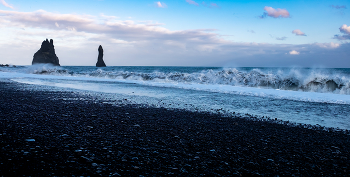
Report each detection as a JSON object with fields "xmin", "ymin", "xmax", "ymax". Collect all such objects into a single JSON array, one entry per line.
[{"xmin": 1, "ymin": 80, "xmax": 350, "ymax": 176}]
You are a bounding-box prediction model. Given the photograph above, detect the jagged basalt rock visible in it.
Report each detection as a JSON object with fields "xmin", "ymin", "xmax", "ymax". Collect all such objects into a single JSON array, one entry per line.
[
  {"xmin": 96, "ymin": 45, "xmax": 106, "ymax": 67},
  {"xmin": 32, "ymin": 39, "xmax": 60, "ymax": 66}
]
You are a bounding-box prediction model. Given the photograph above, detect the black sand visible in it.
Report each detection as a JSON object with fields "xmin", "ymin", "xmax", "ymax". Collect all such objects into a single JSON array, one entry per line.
[{"xmin": 0, "ymin": 80, "xmax": 349, "ymax": 176}]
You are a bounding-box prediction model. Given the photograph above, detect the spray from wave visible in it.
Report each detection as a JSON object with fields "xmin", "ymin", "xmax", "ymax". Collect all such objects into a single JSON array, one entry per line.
[{"xmin": 26, "ymin": 64, "xmax": 71, "ymax": 75}]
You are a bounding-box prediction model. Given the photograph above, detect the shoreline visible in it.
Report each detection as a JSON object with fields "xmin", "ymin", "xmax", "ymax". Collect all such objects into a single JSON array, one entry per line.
[{"xmin": 0, "ymin": 80, "xmax": 349, "ymax": 176}]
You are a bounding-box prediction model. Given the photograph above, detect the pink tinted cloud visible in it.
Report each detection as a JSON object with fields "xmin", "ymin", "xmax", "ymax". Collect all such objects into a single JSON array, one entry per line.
[
  {"xmin": 292, "ymin": 29, "xmax": 306, "ymax": 36},
  {"xmin": 333, "ymin": 35, "xmax": 350, "ymax": 40},
  {"xmin": 314, "ymin": 42, "xmax": 340, "ymax": 49},
  {"xmin": 340, "ymin": 24, "xmax": 350, "ymax": 34},
  {"xmin": 186, "ymin": 0, "xmax": 199, "ymax": 6},
  {"xmin": 1, "ymin": 0, "xmax": 14, "ymax": 9},
  {"xmin": 201, "ymin": 2, "xmax": 219, "ymax": 8},
  {"xmin": 289, "ymin": 50, "xmax": 300, "ymax": 55},
  {"xmin": 331, "ymin": 5, "xmax": 346, "ymax": 9},
  {"xmin": 0, "ymin": 9, "xmax": 224, "ymax": 45},
  {"xmin": 210, "ymin": 3, "xmax": 219, "ymax": 8},
  {"xmin": 261, "ymin": 6, "xmax": 290, "ymax": 18},
  {"xmin": 156, "ymin": 1, "xmax": 167, "ymax": 8},
  {"xmin": 334, "ymin": 24, "xmax": 350, "ymax": 40}
]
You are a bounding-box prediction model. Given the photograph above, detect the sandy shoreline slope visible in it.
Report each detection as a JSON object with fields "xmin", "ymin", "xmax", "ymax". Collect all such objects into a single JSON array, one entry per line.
[{"xmin": 0, "ymin": 79, "xmax": 349, "ymax": 176}]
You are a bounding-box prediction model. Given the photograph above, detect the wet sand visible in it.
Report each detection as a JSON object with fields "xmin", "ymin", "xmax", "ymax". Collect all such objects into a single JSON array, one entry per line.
[{"xmin": 0, "ymin": 80, "xmax": 349, "ymax": 176}]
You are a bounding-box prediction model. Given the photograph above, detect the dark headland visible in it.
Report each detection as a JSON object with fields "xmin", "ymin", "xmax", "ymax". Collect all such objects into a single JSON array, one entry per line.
[
  {"xmin": 96, "ymin": 45, "xmax": 106, "ymax": 67},
  {"xmin": 32, "ymin": 39, "xmax": 60, "ymax": 66},
  {"xmin": 0, "ymin": 64, "xmax": 15, "ymax": 67},
  {"xmin": 0, "ymin": 79, "xmax": 349, "ymax": 176}
]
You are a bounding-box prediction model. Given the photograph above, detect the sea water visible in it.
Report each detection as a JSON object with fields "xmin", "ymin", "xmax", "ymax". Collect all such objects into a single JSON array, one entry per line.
[{"xmin": 1, "ymin": 65, "xmax": 350, "ymax": 130}]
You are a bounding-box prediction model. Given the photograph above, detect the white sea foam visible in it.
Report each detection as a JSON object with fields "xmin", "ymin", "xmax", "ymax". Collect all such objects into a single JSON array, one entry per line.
[
  {"xmin": 3, "ymin": 69, "xmax": 350, "ymax": 105},
  {"xmin": 17, "ymin": 65, "xmax": 350, "ymax": 95}
]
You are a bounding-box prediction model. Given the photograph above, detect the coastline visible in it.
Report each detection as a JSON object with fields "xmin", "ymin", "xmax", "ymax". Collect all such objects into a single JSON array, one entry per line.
[{"xmin": 0, "ymin": 79, "xmax": 349, "ymax": 176}]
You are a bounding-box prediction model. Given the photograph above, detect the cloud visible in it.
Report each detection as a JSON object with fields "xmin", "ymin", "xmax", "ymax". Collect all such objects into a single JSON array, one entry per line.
[
  {"xmin": 200, "ymin": 2, "xmax": 220, "ymax": 8},
  {"xmin": 330, "ymin": 5, "xmax": 347, "ymax": 15},
  {"xmin": 330, "ymin": 5, "xmax": 346, "ymax": 9},
  {"xmin": 247, "ymin": 30, "xmax": 255, "ymax": 33},
  {"xmin": 276, "ymin": 36, "xmax": 287, "ymax": 40},
  {"xmin": 0, "ymin": 10, "xmax": 94, "ymax": 26},
  {"xmin": 1, "ymin": 0, "xmax": 13, "ymax": 9},
  {"xmin": 0, "ymin": 9, "xmax": 225, "ymax": 48},
  {"xmin": 0, "ymin": 9, "xmax": 348, "ymax": 67},
  {"xmin": 260, "ymin": 6, "xmax": 290, "ymax": 18},
  {"xmin": 100, "ymin": 13, "xmax": 119, "ymax": 21},
  {"xmin": 339, "ymin": 24, "xmax": 350, "ymax": 34},
  {"xmin": 333, "ymin": 35, "xmax": 350, "ymax": 40},
  {"xmin": 314, "ymin": 42, "xmax": 340, "ymax": 49},
  {"xmin": 292, "ymin": 29, "xmax": 306, "ymax": 36},
  {"xmin": 289, "ymin": 50, "xmax": 300, "ymax": 55},
  {"xmin": 186, "ymin": 0, "xmax": 199, "ymax": 6},
  {"xmin": 155, "ymin": 1, "xmax": 167, "ymax": 8},
  {"xmin": 210, "ymin": 3, "xmax": 219, "ymax": 8},
  {"xmin": 334, "ymin": 24, "xmax": 350, "ymax": 40}
]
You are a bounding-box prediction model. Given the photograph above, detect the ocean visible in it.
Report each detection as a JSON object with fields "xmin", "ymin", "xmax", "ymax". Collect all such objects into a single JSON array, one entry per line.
[{"xmin": 1, "ymin": 65, "xmax": 350, "ymax": 130}]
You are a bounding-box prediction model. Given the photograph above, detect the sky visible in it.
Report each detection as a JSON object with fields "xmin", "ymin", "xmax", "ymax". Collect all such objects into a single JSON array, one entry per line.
[{"xmin": 0, "ymin": 0, "xmax": 349, "ymax": 67}]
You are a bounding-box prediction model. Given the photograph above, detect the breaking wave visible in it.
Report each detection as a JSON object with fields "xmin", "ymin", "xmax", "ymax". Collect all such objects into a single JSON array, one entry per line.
[
  {"xmin": 27, "ymin": 65, "xmax": 350, "ymax": 95},
  {"xmin": 26, "ymin": 64, "xmax": 71, "ymax": 75}
]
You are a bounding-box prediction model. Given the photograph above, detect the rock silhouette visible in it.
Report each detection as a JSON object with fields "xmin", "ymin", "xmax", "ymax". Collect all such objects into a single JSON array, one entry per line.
[
  {"xmin": 96, "ymin": 45, "xmax": 106, "ymax": 67},
  {"xmin": 32, "ymin": 39, "xmax": 60, "ymax": 66}
]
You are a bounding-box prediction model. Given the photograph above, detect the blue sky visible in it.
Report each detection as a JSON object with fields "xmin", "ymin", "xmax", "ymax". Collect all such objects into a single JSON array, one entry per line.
[{"xmin": 0, "ymin": 0, "xmax": 349, "ymax": 67}]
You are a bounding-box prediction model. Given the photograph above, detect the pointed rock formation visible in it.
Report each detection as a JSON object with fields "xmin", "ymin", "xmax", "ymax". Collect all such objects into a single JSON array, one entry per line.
[
  {"xmin": 96, "ymin": 45, "xmax": 106, "ymax": 67},
  {"xmin": 32, "ymin": 39, "xmax": 60, "ymax": 66}
]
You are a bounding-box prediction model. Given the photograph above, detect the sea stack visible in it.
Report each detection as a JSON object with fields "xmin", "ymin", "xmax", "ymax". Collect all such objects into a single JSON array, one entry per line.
[
  {"xmin": 96, "ymin": 45, "xmax": 106, "ymax": 67},
  {"xmin": 32, "ymin": 39, "xmax": 60, "ymax": 66}
]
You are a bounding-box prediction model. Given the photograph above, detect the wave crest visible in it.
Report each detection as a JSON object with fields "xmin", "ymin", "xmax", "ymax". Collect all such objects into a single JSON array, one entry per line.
[
  {"xmin": 29, "ymin": 66, "xmax": 350, "ymax": 95},
  {"xmin": 27, "ymin": 64, "xmax": 70, "ymax": 75}
]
